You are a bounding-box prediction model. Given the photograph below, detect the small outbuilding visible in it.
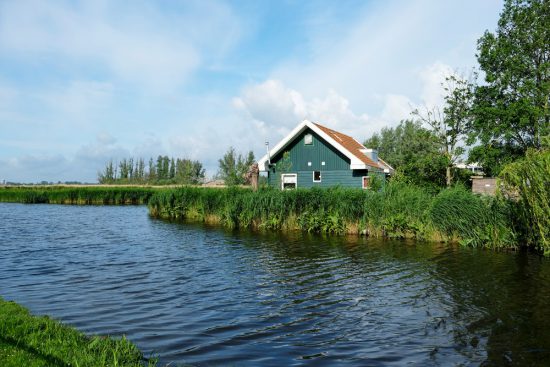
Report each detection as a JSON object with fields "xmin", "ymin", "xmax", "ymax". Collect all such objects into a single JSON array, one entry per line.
[
  {"xmin": 258, "ymin": 120, "xmax": 393, "ymax": 189},
  {"xmin": 471, "ymin": 176, "xmax": 497, "ymax": 196}
]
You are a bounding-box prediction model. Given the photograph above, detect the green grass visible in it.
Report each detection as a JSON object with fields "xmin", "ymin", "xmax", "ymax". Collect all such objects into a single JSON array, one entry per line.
[
  {"xmin": 0, "ymin": 186, "xmax": 156, "ymax": 205},
  {"xmin": 0, "ymin": 297, "xmax": 156, "ymax": 367},
  {"xmin": 148, "ymin": 182, "xmax": 518, "ymax": 250}
]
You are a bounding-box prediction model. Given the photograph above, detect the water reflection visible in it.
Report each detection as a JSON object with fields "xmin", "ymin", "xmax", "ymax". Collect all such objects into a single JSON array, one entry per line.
[{"xmin": 1, "ymin": 203, "xmax": 550, "ymax": 366}]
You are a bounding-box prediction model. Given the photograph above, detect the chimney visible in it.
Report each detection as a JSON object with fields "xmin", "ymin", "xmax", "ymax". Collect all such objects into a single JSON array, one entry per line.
[{"xmin": 362, "ymin": 148, "xmax": 378, "ymax": 162}]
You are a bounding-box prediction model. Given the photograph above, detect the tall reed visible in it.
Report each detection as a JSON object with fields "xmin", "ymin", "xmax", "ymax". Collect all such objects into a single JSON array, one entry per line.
[
  {"xmin": 0, "ymin": 186, "xmax": 155, "ymax": 205},
  {"xmin": 148, "ymin": 182, "xmax": 518, "ymax": 250}
]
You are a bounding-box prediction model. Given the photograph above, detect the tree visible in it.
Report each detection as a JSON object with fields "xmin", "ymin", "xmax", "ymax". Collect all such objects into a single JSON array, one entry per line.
[
  {"xmin": 500, "ymin": 148, "xmax": 550, "ymax": 250},
  {"xmin": 469, "ymin": 0, "xmax": 550, "ymax": 175},
  {"xmin": 169, "ymin": 158, "xmax": 176, "ymax": 179},
  {"xmin": 148, "ymin": 158, "xmax": 156, "ymax": 181},
  {"xmin": 364, "ymin": 120, "xmax": 448, "ymax": 188},
  {"xmin": 413, "ymin": 74, "xmax": 475, "ymax": 186},
  {"xmin": 176, "ymin": 159, "xmax": 205, "ymax": 184},
  {"xmin": 97, "ymin": 160, "xmax": 115, "ymax": 184},
  {"xmin": 217, "ymin": 147, "xmax": 255, "ymax": 186}
]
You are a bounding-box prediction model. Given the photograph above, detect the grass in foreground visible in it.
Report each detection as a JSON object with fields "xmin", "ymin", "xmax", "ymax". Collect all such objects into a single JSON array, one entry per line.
[{"xmin": 0, "ymin": 297, "xmax": 156, "ymax": 367}]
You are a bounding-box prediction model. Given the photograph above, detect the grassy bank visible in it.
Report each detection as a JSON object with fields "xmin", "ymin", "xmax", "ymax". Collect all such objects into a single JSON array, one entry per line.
[
  {"xmin": 0, "ymin": 186, "xmax": 156, "ymax": 205},
  {"xmin": 148, "ymin": 182, "xmax": 517, "ymax": 250},
  {"xmin": 0, "ymin": 297, "xmax": 156, "ymax": 367}
]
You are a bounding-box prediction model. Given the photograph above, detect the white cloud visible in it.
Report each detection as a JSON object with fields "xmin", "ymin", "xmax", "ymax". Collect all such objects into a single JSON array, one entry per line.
[
  {"xmin": 0, "ymin": 0, "xmax": 240, "ymax": 90},
  {"xmin": 233, "ymin": 79, "xmax": 378, "ymax": 142},
  {"xmin": 378, "ymin": 94, "xmax": 416, "ymax": 125},
  {"xmin": 418, "ymin": 61, "xmax": 455, "ymax": 108}
]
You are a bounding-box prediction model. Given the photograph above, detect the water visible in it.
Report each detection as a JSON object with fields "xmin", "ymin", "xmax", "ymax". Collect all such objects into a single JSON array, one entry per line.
[{"xmin": 1, "ymin": 203, "xmax": 550, "ymax": 366}]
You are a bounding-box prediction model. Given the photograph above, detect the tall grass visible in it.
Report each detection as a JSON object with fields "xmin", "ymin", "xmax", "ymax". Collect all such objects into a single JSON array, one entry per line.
[
  {"xmin": 148, "ymin": 182, "xmax": 517, "ymax": 250},
  {"xmin": 0, "ymin": 297, "xmax": 156, "ymax": 367},
  {"xmin": 0, "ymin": 186, "xmax": 155, "ymax": 205},
  {"xmin": 429, "ymin": 186, "xmax": 516, "ymax": 248},
  {"xmin": 500, "ymin": 148, "xmax": 550, "ymax": 253}
]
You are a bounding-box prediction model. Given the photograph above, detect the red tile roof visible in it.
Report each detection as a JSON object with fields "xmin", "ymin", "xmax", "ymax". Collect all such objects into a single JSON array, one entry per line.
[{"xmin": 313, "ymin": 122, "xmax": 381, "ymax": 168}]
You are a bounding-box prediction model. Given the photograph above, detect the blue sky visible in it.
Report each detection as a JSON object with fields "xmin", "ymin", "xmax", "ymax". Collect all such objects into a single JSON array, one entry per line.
[{"xmin": 0, "ymin": 0, "xmax": 503, "ymax": 183}]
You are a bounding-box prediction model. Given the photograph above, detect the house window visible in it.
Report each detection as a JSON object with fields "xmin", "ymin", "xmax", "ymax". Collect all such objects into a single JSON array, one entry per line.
[
  {"xmin": 304, "ymin": 134, "xmax": 313, "ymax": 145},
  {"xmin": 362, "ymin": 176, "xmax": 370, "ymax": 189},
  {"xmin": 313, "ymin": 171, "xmax": 321, "ymax": 182},
  {"xmin": 281, "ymin": 174, "xmax": 297, "ymax": 190}
]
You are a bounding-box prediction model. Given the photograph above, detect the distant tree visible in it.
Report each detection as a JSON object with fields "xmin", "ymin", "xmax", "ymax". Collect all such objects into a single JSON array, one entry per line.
[
  {"xmin": 127, "ymin": 158, "xmax": 134, "ymax": 179},
  {"xmin": 100, "ymin": 155, "xmax": 205, "ymax": 185},
  {"xmin": 136, "ymin": 158, "xmax": 145, "ymax": 182},
  {"xmin": 148, "ymin": 158, "xmax": 156, "ymax": 182},
  {"xmin": 162, "ymin": 156, "xmax": 170, "ymax": 180},
  {"xmin": 97, "ymin": 160, "xmax": 115, "ymax": 184},
  {"xmin": 364, "ymin": 120, "xmax": 447, "ymax": 188},
  {"xmin": 218, "ymin": 147, "xmax": 255, "ymax": 186},
  {"xmin": 156, "ymin": 156, "xmax": 164, "ymax": 180},
  {"xmin": 119, "ymin": 159, "xmax": 129, "ymax": 180},
  {"xmin": 469, "ymin": 0, "xmax": 550, "ymax": 175},
  {"xmin": 169, "ymin": 158, "xmax": 176, "ymax": 179},
  {"xmin": 174, "ymin": 159, "xmax": 205, "ymax": 184}
]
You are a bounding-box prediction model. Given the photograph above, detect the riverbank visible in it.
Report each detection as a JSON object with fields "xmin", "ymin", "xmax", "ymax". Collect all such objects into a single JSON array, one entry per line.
[
  {"xmin": 148, "ymin": 183, "xmax": 517, "ymax": 250},
  {"xmin": 0, "ymin": 186, "xmax": 156, "ymax": 205},
  {"xmin": 0, "ymin": 297, "xmax": 156, "ymax": 367},
  {"xmin": 0, "ymin": 183, "xmax": 521, "ymax": 251}
]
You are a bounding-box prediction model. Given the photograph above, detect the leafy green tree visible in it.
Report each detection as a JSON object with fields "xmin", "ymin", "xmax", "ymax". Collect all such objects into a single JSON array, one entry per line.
[
  {"xmin": 500, "ymin": 148, "xmax": 550, "ymax": 251},
  {"xmin": 148, "ymin": 158, "xmax": 156, "ymax": 181},
  {"xmin": 156, "ymin": 156, "xmax": 164, "ymax": 180},
  {"xmin": 119, "ymin": 159, "xmax": 129, "ymax": 180},
  {"xmin": 218, "ymin": 147, "xmax": 255, "ymax": 186},
  {"xmin": 136, "ymin": 158, "xmax": 145, "ymax": 182},
  {"xmin": 469, "ymin": 0, "xmax": 550, "ymax": 175},
  {"xmin": 169, "ymin": 158, "xmax": 176, "ymax": 179},
  {"xmin": 175, "ymin": 159, "xmax": 205, "ymax": 184},
  {"xmin": 413, "ymin": 74, "xmax": 475, "ymax": 186},
  {"xmin": 364, "ymin": 120, "xmax": 447, "ymax": 188},
  {"xmin": 97, "ymin": 160, "xmax": 115, "ymax": 184}
]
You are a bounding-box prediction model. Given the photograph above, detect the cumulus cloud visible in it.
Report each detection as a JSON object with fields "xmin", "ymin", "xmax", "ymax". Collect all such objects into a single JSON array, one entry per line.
[
  {"xmin": 418, "ymin": 61, "xmax": 455, "ymax": 108},
  {"xmin": 377, "ymin": 94, "xmax": 416, "ymax": 125},
  {"xmin": 233, "ymin": 79, "xmax": 377, "ymax": 142}
]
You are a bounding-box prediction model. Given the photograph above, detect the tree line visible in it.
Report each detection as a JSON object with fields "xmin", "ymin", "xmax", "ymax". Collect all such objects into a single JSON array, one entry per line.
[
  {"xmin": 364, "ymin": 0, "xmax": 548, "ymax": 189},
  {"xmin": 98, "ymin": 156, "xmax": 205, "ymax": 185}
]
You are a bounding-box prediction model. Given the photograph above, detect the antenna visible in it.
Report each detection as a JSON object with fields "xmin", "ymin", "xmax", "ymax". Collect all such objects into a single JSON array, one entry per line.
[{"xmin": 265, "ymin": 141, "xmax": 270, "ymax": 165}]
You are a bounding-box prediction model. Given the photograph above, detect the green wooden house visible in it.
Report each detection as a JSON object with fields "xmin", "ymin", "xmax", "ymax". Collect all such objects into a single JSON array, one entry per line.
[{"xmin": 257, "ymin": 120, "xmax": 393, "ymax": 189}]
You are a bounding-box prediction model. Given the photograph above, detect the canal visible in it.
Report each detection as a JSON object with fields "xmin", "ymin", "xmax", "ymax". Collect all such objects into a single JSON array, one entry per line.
[{"xmin": 1, "ymin": 203, "xmax": 549, "ymax": 366}]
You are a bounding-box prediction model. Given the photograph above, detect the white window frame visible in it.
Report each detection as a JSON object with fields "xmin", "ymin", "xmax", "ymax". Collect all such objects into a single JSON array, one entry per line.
[
  {"xmin": 304, "ymin": 134, "xmax": 313, "ymax": 145},
  {"xmin": 362, "ymin": 176, "xmax": 370, "ymax": 189},
  {"xmin": 281, "ymin": 173, "xmax": 298, "ymax": 190},
  {"xmin": 313, "ymin": 171, "xmax": 322, "ymax": 183}
]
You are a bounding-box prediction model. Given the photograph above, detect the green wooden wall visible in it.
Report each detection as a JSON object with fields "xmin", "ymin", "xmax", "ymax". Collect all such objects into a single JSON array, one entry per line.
[{"xmin": 266, "ymin": 127, "xmax": 383, "ymax": 189}]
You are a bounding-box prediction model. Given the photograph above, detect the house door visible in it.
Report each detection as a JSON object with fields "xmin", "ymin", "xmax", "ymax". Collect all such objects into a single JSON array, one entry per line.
[{"xmin": 281, "ymin": 174, "xmax": 297, "ymax": 190}]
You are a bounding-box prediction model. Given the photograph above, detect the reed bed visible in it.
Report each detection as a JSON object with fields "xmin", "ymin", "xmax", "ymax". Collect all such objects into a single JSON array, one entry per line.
[
  {"xmin": 0, "ymin": 297, "xmax": 156, "ymax": 367},
  {"xmin": 0, "ymin": 186, "xmax": 155, "ymax": 205},
  {"xmin": 148, "ymin": 182, "xmax": 517, "ymax": 250}
]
